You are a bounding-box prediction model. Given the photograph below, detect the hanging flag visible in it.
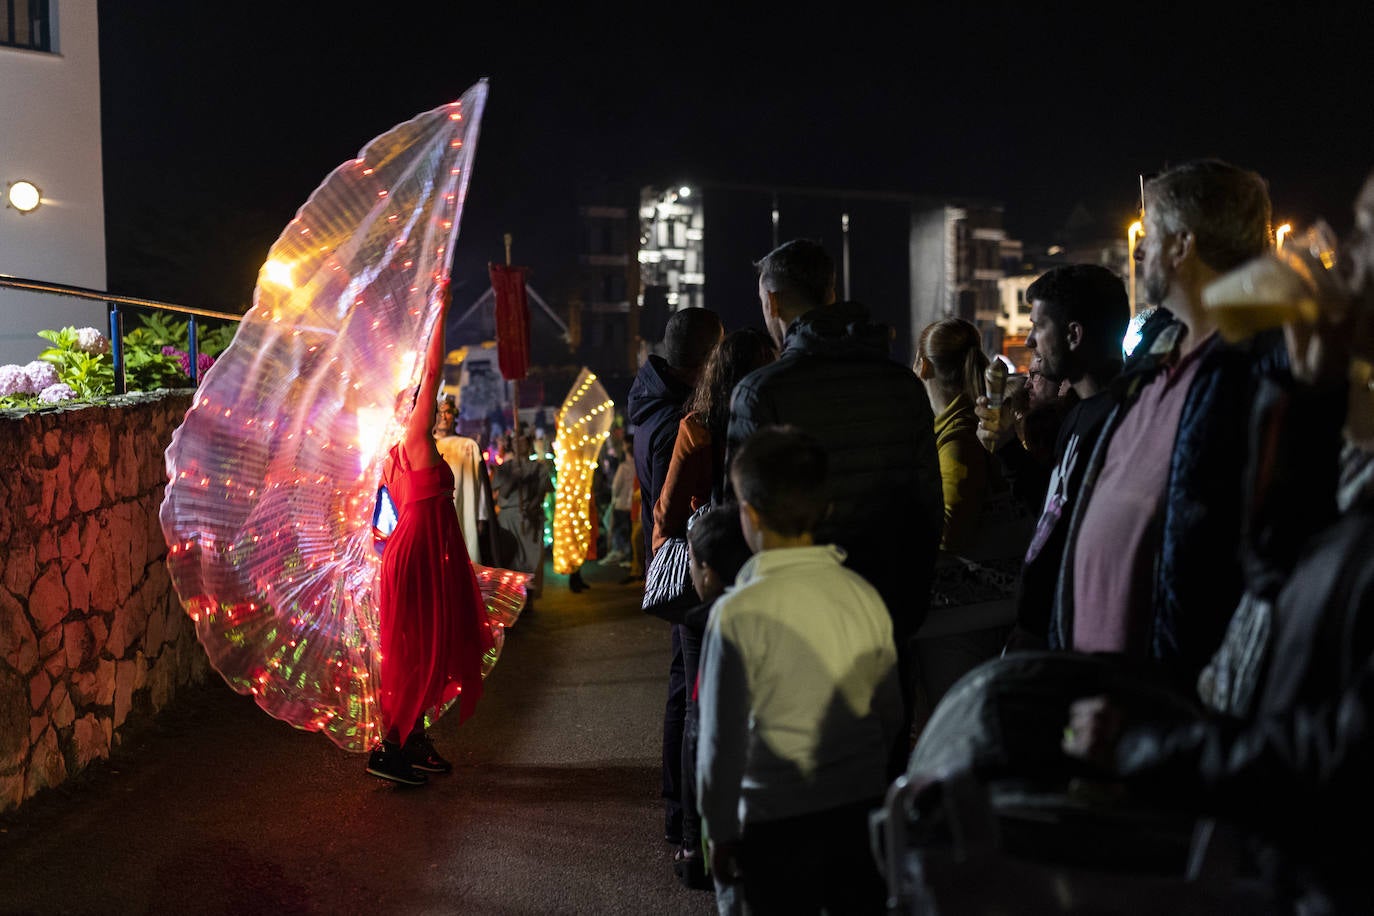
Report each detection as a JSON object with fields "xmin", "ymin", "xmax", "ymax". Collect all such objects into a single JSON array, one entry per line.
[{"xmin": 489, "ymin": 263, "xmax": 531, "ymax": 380}]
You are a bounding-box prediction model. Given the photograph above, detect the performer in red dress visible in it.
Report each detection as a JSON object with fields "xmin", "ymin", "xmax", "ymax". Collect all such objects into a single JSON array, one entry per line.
[{"xmin": 369, "ymin": 294, "xmax": 495, "ymax": 786}]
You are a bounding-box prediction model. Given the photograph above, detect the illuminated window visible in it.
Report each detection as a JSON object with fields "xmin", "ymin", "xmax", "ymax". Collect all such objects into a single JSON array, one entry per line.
[{"xmin": 1, "ymin": 0, "xmax": 52, "ymax": 52}]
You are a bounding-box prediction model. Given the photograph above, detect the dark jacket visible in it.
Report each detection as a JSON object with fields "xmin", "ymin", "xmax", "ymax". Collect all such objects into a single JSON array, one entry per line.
[
  {"xmin": 1050, "ymin": 322, "xmax": 1288, "ymax": 688},
  {"xmin": 1013, "ymin": 392, "xmax": 1115, "ymax": 648},
  {"xmin": 725, "ymin": 301, "xmax": 943, "ymax": 640},
  {"xmin": 1116, "ymin": 379, "xmax": 1373, "ymax": 909},
  {"xmin": 627, "ymin": 354, "xmax": 693, "ymax": 558},
  {"xmin": 1007, "ymin": 308, "xmax": 1174, "ymax": 649}
]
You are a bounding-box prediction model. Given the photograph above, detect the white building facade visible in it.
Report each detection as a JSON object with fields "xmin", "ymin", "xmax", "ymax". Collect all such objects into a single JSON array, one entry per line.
[{"xmin": 0, "ymin": 0, "xmax": 106, "ymax": 365}]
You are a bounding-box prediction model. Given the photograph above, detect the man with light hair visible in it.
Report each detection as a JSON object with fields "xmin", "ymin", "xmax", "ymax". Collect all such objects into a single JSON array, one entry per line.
[{"xmin": 1051, "ymin": 159, "xmax": 1286, "ymax": 689}]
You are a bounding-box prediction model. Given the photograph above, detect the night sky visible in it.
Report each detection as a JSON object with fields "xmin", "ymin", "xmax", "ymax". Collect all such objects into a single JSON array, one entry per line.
[{"xmin": 99, "ymin": 3, "xmax": 1374, "ymax": 317}]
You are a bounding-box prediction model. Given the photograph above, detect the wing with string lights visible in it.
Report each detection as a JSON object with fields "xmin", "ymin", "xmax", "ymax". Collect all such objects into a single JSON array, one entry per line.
[
  {"xmin": 552, "ymin": 369, "xmax": 614, "ymax": 575},
  {"xmin": 159, "ymin": 82, "xmax": 494, "ymax": 751}
]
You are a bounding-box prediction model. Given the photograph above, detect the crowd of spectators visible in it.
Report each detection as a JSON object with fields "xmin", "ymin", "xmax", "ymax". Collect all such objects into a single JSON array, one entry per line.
[{"xmin": 608, "ymin": 159, "xmax": 1374, "ymax": 914}]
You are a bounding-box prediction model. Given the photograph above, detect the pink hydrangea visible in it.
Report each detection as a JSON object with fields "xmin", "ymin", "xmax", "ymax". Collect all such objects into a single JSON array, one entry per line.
[
  {"xmin": 0, "ymin": 364, "xmax": 36, "ymax": 397},
  {"xmin": 24, "ymin": 360, "xmax": 59, "ymax": 391},
  {"xmin": 38, "ymin": 383, "xmax": 76, "ymax": 404},
  {"xmin": 162, "ymin": 345, "xmax": 191, "ymax": 375},
  {"xmin": 74, "ymin": 327, "xmax": 110, "ymax": 355},
  {"xmin": 161, "ymin": 346, "xmax": 215, "ymax": 378}
]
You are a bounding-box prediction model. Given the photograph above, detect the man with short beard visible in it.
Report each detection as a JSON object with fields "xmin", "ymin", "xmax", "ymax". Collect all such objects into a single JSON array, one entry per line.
[
  {"xmin": 990, "ymin": 264, "xmax": 1131, "ymax": 651},
  {"xmin": 1050, "ymin": 160, "xmax": 1286, "ymax": 690}
]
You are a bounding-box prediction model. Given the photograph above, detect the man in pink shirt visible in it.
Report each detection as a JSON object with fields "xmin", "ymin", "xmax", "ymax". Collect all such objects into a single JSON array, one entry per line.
[{"xmin": 1051, "ymin": 160, "xmax": 1286, "ymax": 688}]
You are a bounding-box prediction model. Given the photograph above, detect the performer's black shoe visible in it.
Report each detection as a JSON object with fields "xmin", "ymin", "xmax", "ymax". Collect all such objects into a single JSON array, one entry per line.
[
  {"xmin": 403, "ymin": 732, "xmax": 453, "ymax": 775},
  {"xmin": 366, "ymin": 741, "xmax": 428, "ymax": 786},
  {"xmin": 569, "ymin": 570, "xmax": 589, "ymax": 593}
]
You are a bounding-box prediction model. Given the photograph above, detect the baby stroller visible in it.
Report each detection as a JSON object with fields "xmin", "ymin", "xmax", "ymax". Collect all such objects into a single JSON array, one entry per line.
[{"xmin": 869, "ymin": 652, "xmax": 1282, "ymax": 914}]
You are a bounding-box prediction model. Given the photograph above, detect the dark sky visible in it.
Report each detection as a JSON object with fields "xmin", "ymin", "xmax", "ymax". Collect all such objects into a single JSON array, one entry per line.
[{"xmin": 99, "ymin": 2, "xmax": 1374, "ymax": 314}]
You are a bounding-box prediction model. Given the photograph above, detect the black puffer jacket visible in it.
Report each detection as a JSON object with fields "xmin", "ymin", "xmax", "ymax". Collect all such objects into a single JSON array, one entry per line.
[
  {"xmin": 627, "ymin": 354, "xmax": 692, "ymax": 558},
  {"xmin": 725, "ymin": 302, "xmax": 943, "ymax": 640}
]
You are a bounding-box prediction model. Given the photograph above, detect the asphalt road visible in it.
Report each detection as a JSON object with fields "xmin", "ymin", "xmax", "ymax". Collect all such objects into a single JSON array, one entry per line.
[{"xmin": 0, "ymin": 559, "xmax": 713, "ymax": 916}]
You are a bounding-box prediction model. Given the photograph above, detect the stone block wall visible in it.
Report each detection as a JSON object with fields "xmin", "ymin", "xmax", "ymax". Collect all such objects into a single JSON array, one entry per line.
[{"xmin": 0, "ymin": 391, "xmax": 209, "ymax": 811}]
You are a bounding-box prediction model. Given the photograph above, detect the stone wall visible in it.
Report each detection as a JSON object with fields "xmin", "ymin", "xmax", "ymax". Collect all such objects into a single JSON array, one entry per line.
[{"xmin": 0, "ymin": 391, "xmax": 208, "ymax": 811}]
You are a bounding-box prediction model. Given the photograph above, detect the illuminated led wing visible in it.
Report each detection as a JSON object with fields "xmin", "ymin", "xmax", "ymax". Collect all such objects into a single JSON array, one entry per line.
[
  {"xmin": 473, "ymin": 564, "xmax": 530, "ymax": 677},
  {"xmin": 552, "ymin": 369, "xmax": 614, "ymax": 575},
  {"xmin": 160, "ymin": 82, "xmax": 487, "ymax": 751}
]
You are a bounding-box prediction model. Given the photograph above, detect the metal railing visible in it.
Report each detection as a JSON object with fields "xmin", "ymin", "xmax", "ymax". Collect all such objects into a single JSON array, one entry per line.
[{"xmin": 0, "ymin": 274, "xmax": 243, "ymax": 394}]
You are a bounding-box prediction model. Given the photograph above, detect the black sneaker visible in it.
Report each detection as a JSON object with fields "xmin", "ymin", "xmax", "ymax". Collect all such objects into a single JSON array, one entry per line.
[
  {"xmin": 366, "ymin": 741, "xmax": 428, "ymax": 786},
  {"xmin": 673, "ymin": 845, "xmax": 710, "ymax": 890},
  {"xmin": 403, "ymin": 732, "xmax": 453, "ymax": 775}
]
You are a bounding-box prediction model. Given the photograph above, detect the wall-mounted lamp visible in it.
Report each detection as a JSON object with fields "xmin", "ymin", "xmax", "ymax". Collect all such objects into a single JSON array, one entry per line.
[{"xmin": 6, "ymin": 180, "xmax": 42, "ymax": 214}]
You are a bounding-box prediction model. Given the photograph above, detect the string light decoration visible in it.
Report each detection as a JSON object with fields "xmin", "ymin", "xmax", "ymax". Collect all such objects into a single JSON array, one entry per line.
[
  {"xmin": 551, "ymin": 369, "xmax": 614, "ymax": 574},
  {"xmin": 159, "ymin": 82, "xmax": 529, "ymax": 752}
]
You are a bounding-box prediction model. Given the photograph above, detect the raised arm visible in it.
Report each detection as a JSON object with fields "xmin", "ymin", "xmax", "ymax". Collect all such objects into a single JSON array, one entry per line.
[{"xmin": 402, "ymin": 292, "xmax": 449, "ymax": 468}]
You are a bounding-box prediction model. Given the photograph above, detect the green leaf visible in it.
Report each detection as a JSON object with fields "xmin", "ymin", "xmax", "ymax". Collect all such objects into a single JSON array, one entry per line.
[
  {"xmin": 37, "ymin": 327, "xmax": 79, "ymax": 350},
  {"xmin": 133, "ymin": 313, "xmax": 189, "ymax": 349},
  {"xmin": 200, "ymin": 324, "xmax": 236, "ymax": 357}
]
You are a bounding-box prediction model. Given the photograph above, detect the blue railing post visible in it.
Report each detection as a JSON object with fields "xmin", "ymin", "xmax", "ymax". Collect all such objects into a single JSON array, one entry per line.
[
  {"xmin": 187, "ymin": 316, "xmax": 199, "ymax": 386},
  {"xmin": 108, "ymin": 305, "xmax": 126, "ymax": 395}
]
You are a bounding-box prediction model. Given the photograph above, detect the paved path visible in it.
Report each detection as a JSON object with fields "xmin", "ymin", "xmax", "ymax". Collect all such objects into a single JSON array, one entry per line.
[{"xmin": 0, "ymin": 559, "xmax": 714, "ymax": 916}]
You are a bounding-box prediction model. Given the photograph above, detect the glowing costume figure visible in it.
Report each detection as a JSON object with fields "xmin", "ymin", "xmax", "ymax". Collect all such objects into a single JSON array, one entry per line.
[
  {"xmin": 160, "ymin": 81, "xmax": 524, "ymax": 752},
  {"xmin": 552, "ymin": 369, "xmax": 614, "ymax": 575}
]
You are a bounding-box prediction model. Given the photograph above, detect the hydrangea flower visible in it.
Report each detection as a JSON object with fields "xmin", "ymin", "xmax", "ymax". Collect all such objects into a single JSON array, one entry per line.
[
  {"xmin": 162, "ymin": 345, "xmax": 190, "ymax": 375},
  {"xmin": 0, "ymin": 364, "xmax": 36, "ymax": 397},
  {"xmin": 161, "ymin": 346, "xmax": 215, "ymax": 378},
  {"xmin": 74, "ymin": 327, "xmax": 110, "ymax": 355},
  {"xmin": 38, "ymin": 383, "xmax": 76, "ymax": 404},
  {"xmin": 23, "ymin": 360, "xmax": 59, "ymax": 391}
]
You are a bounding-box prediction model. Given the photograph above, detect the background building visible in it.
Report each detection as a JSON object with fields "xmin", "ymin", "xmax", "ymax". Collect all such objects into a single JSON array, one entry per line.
[
  {"xmin": 638, "ymin": 184, "xmax": 705, "ymax": 339},
  {"xmin": 908, "ymin": 204, "xmax": 1007, "ymax": 359},
  {"xmin": 0, "ymin": 1, "xmax": 107, "ymax": 365},
  {"xmin": 574, "ymin": 190, "xmax": 638, "ymax": 377},
  {"xmin": 995, "ymin": 273, "xmax": 1036, "ymax": 370}
]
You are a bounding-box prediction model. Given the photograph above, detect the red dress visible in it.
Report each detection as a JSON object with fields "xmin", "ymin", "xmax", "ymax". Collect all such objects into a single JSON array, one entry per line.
[{"xmin": 378, "ymin": 444, "xmax": 494, "ymax": 736}]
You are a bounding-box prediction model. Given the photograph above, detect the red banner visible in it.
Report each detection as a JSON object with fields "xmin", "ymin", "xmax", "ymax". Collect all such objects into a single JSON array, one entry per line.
[{"xmin": 488, "ymin": 263, "xmax": 531, "ymax": 381}]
